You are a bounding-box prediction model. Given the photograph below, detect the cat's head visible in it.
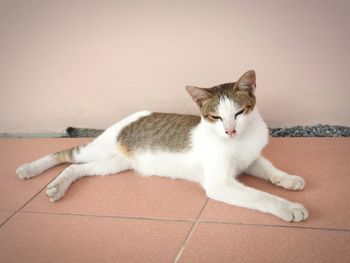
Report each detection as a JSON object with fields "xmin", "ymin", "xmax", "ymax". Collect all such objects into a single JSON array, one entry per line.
[{"xmin": 186, "ymin": 70, "xmax": 257, "ymax": 139}]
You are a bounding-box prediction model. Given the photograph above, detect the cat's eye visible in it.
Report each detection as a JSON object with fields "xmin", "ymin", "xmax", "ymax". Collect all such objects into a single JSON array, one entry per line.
[
  {"xmin": 208, "ymin": 115, "xmax": 222, "ymax": 121},
  {"xmin": 234, "ymin": 109, "xmax": 245, "ymax": 119}
]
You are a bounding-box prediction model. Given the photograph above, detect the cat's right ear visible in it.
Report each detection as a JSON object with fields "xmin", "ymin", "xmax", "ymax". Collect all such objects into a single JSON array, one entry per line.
[{"xmin": 185, "ymin": 86, "xmax": 212, "ymax": 107}]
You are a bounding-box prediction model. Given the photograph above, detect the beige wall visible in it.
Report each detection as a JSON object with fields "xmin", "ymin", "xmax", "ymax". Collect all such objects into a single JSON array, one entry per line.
[{"xmin": 1, "ymin": 0, "xmax": 349, "ymax": 133}]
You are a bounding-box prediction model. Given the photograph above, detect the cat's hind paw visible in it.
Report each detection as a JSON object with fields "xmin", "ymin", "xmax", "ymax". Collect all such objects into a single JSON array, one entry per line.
[
  {"xmin": 16, "ymin": 164, "xmax": 37, "ymax": 179},
  {"xmin": 46, "ymin": 185, "xmax": 64, "ymax": 202},
  {"xmin": 46, "ymin": 179, "xmax": 70, "ymax": 202}
]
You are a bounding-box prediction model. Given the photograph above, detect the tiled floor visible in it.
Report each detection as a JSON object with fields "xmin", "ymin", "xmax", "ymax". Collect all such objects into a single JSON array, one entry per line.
[{"xmin": 0, "ymin": 138, "xmax": 349, "ymax": 262}]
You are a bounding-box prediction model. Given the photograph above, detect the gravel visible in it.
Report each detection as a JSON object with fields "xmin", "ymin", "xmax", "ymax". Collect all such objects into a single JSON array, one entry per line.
[
  {"xmin": 269, "ymin": 124, "xmax": 350, "ymax": 137},
  {"xmin": 66, "ymin": 124, "xmax": 350, "ymax": 138}
]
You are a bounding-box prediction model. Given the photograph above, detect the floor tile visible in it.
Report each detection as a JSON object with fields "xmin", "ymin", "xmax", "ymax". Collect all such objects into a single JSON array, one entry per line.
[
  {"xmin": 24, "ymin": 171, "xmax": 207, "ymax": 220},
  {"xmin": 179, "ymin": 223, "xmax": 350, "ymax": 263},
  {"xmin": 0, "ymin": 211, "xmax": 13, "ymax": 225},
  {"xmin": 200, "ymin": 138, "xmax": 350, "ymax": 229},
  {"xmin": 0, "ymin": 212, "xmax": 192, "ymax": 263},
  {"xmin": 0, "ymin": 138, "xmax": 91, "ymax": 210}
]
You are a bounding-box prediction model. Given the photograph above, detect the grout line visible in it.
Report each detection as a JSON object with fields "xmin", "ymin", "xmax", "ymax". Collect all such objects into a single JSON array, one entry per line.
[
  {"xmin": 199, "ymin": 220, "xmax": 350, "ymax": 232},
  {"xmin": 174, "ymin": 198, "xmax": 209, "ymax": 263},
  {"xmin": 174, "ymin": 219, "xmax": 199, "ymax": 263},
  {"xmin": 18, "ymin": 210, "xmax": 195, "ymax": 223},
  {"xmin": 0, "ymin": 176, "xmax": 58, "ymax": 229},
  {"xmin": 0, "ymin": 211, "xmax": 17, "ymax": 229}
]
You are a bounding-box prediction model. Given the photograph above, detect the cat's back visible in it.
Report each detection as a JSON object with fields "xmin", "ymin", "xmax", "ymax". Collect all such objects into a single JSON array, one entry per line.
[{"xmin": 117, "ymin": 112, "xmax": 201, "ymax": 154}]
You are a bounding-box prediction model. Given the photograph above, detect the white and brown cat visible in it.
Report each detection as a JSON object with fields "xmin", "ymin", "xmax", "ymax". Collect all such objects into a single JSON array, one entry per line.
[{"xmin": 16, "ymin": 70, "xmax": 308, "ymax": 222}]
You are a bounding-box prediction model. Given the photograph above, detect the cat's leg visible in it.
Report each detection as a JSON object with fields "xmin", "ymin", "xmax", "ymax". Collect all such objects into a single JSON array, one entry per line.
[
  {"xmin": 16, "ymin": 153, "xmax": 64, "ymax": 180},
  {"xmin": 16, "ymin": 129, "xmax": 118, "ymax": 180},
  {"xmin": 204, "ymin": 178, "xmax": 308, "ymax": 222},
  {"xmin": 46, "ymin": 156, "xmax": 130, "ymax": 202},
  {"xmin": 245, "ymin": 156, "xmax": 305, "ymax": 191}
]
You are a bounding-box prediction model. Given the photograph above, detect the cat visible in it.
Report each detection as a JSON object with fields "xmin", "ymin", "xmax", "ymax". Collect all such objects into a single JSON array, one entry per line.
[{"xmin": 16, "ymin": 70, "xmax": 308, "ymax": 222}]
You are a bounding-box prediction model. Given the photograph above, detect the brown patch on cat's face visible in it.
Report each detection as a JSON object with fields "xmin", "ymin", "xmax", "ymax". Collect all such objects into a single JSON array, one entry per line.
[
  {"xmin": 232, "ymin": 87, "xmax": 256, "ymax": 114},
  {"xmin": 200, "ymin": 92, "xmax": 221, "ymax": 122}
]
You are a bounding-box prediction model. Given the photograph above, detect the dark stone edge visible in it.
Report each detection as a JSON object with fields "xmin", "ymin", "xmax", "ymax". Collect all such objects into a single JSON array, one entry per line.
[{"xmin": 65, "ymin": 124, "xmax": 350, "ymax": 138}]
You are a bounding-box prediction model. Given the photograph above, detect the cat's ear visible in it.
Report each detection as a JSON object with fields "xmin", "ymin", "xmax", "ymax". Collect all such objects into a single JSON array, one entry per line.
[
  {"xmin": 185, "ymin": 86, "xmax": 212, "ymax": 107},
  {"xmin": 234, "ymin": 70, "xmax": 256, "ymax": 93}
]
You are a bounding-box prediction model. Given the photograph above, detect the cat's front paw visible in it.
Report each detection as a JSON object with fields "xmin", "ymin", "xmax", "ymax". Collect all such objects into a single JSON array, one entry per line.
[
  {"xmin": 272, "ymin": 175, "xmax": 305, "ymax": 191},
  {"xmin": 279, "ymin": 202, "xmax": 309, "ymax": 222}
]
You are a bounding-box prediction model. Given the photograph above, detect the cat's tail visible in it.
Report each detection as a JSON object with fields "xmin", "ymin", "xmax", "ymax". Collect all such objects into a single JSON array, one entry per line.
[{"xmin": 16, "ymin": 146, "xmax": 84, "ymax": 180}]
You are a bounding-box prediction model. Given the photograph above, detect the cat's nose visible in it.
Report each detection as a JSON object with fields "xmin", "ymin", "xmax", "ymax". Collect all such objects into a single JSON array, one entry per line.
[{"xmin": 225, "ymin": 129, "xmax": 236, "ymax": 136}]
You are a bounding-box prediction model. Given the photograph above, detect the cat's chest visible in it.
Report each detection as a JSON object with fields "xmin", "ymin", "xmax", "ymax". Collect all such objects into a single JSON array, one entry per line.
[
  {"xmin": 229, "ymin": 130, "xmax": 268, "ymax": 172},
  {"xmin": 228, "ymin": 141, "xmax": 260, "ymax": 174},
  {"xmin": 200, "ymin": 133, "xmax": 266, "ymax": 174}
]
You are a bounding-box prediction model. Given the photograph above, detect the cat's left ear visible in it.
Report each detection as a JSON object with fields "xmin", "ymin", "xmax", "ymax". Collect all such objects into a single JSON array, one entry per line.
[
  {"xmin": 234, "ymin": 70, "xmax": 256, "ymax": 94},
  {"xmin": 185, "ymin": 86, "xmax": 212, "ymax": 107}
]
